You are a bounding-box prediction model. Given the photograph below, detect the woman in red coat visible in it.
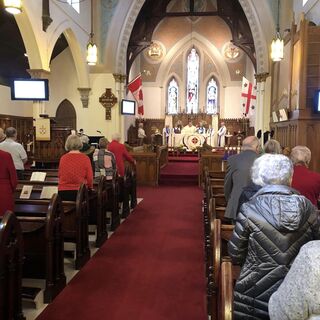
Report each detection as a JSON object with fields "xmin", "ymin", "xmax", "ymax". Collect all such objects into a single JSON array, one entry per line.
[{"xmin": 0, "ymin": 149, "xmax": 18, "ymax": 215}]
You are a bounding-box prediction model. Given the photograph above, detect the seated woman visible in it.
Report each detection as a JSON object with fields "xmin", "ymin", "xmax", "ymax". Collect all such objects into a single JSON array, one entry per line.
[
  {"xmin": 228, "ymin": 154, "xmax": 319, "ymax": 320},
  {"xmin": 269, "ymin": 240, "xmax": 320, "ymax": 320},
  {"xmin": 93, "ymin": 137, "xmax": 116, "ymax": 180},
  {"xmin": 290, "ymin": 145, "xmax": 320, "ymax": 207},
  {"xmin": 58, "ymin": 134, "xmax": 93, "ymax": 201}
]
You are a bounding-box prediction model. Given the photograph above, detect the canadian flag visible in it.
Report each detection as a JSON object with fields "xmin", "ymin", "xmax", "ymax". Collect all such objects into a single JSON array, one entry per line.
[
  {"xmin": 241, "ymin": 76, "xmax": 256, "ymax": 119},
  {"xmin": 128, "ymin": 74, "xmax": 144, "ymax": 116}
]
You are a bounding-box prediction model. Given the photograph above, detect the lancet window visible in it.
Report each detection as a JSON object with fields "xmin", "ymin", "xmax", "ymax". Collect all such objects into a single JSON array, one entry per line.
[
  {"xmin": 167, "ymin": 78, "xmax": 179, "ymax": 114},
  {"xmin": 186, "ymin": 48, "xmax": 199, "ymax": 114}
]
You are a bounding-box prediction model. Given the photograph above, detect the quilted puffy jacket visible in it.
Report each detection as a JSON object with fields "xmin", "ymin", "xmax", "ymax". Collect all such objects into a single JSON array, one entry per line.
[{"xmin": 228, "ymin": 184, "xmax": 320, "ymax": 320}]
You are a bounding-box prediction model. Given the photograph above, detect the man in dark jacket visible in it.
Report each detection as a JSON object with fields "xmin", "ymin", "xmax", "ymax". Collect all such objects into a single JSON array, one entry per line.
[
  {"xmin": 228, "ymin": 154, "xmax": 320, "ymax": 319},
  {"xmin": 224, "ymin": 136, "xmax": 259, "ymax": 220}
]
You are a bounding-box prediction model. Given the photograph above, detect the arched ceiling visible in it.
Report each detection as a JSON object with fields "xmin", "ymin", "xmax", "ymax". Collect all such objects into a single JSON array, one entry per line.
[{"xmin": 127, "ymin": 0, "xmax": 256, "ymax": 76}]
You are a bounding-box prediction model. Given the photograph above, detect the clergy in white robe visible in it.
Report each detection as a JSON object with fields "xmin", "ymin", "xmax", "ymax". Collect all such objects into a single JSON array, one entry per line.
[
  {"xmin": 206, "ymin": 125, "xmax": 215, "ymax": 147},
  {"xmin": 217, "ymin": 122, "xmax": 227, "ymax": 147},
  {"xmin": 181, "ymin": 121, "xmax": 196, "ymax": 134}
]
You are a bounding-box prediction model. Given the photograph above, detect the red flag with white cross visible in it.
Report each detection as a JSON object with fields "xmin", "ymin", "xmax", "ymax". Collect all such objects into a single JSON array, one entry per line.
[{"xmin": 128, "ymin": 74, "xmax": 144, "ymax": 116}]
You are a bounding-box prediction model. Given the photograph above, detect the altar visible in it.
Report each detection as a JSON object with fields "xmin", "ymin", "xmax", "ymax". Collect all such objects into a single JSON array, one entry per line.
[{"xmin": 168, "ymin": 133, "xmax": 214, "ymax": 150}]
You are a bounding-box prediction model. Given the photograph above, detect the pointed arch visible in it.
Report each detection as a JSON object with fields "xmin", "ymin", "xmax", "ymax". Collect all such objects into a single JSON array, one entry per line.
[
  {"xmin": 48, "ymin": 24, "xmax": 89, "ymax": 88},
  {"xmin": 167, "ymin": 77, "xmax": 179, "ymax": 114},
  {"xmin": 55, "ymin": 99, "xmax": 77, "ymax": 129},
  {"xmin": 206, "ymin": 76, "xmax": 219, "ymax": 115}
]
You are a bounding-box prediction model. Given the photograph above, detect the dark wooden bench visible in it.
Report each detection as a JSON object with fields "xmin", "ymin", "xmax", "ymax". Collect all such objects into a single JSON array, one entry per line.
[
  {"xmin": 0, "ymin": 211, "xmax": 25, "ymax": 320},
  {"xmin": 15, "ymin": 184, "xmax": 90, "ymax": 269},
  {"xmin": 14, "ymin": 194, "xmax": 66, "ymax": 303},
  {"xmin": 219, "ymin": 261, "xmax": 233, "ymax": 320}
]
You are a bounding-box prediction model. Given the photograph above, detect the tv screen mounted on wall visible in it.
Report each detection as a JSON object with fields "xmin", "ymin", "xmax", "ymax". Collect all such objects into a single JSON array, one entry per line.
[
  {"xmin": 121, "ymin": 99, "xmax": 136, "ymax": 115},
  {"xmin": 313, "ymin": 90, "xmax": 320, "ymax": 114},
  {"xmin": 11, "ymin": 79, "xmax": 49, "ymax": 101}
]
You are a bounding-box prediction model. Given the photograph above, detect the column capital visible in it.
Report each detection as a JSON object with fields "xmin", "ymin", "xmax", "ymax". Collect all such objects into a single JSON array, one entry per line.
[
  {"xmin": 255, "ymin": 72, "xmax": 269, "ymax": 83},
  {"xmin": 77, "ymin": 88, "xmax": 91, "ymax": 108},
  {"xmin": 113, "ymin": 73, "xmax": 127, "ymax": 83},
  {"xmin": 27, "ymin": 69, "xmax": 50, "ymax": 78}
]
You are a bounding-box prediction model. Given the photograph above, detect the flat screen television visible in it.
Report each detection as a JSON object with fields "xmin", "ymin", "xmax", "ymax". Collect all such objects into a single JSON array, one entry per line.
[
  {"xmin": 11, "ymin": 79, "xmax": 49, "ymax": 101},
  {"xmin": 121, "ymin": 99, "xmax": 136, "ymax": 115},
  {"xmin": 313, "ymin": 90, "xmax": 320, "ymax": 113}
]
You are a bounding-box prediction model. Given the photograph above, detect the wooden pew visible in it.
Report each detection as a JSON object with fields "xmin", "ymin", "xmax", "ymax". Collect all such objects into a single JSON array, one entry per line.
[
  {"xmin": 0, "ymin": 211, "xmax": 25, "ymax": 320},
  {"xmin": 16, "ymin": 178, "xmax": 109, "ymax": 248},
  {"xmin": 15, "ymin": 184, "xmax": 90, "ymax": 269},
  {"xmin": 14, "ymin": 194, "xmax": 66, "ymax": 303},
  {"xmin": 219, "ymin": 261, "xmax": 233, "ymax": 320}
]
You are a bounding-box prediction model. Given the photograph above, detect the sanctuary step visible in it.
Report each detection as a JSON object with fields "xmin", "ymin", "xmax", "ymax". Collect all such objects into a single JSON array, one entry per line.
[{"xmin": 159, "ymin": 161, "xmax": 199, "ymax": 186}]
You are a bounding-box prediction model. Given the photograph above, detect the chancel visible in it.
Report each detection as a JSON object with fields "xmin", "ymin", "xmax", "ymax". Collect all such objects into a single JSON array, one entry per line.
[{"xmin": 1, "ymin": 0, "xmax": 320, "ymax": 319}]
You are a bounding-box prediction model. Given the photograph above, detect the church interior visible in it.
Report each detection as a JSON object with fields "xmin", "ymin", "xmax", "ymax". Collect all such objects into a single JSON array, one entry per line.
[{"xmin": 1, "ymin": 0, "xmax": 320, "ymax": 319}]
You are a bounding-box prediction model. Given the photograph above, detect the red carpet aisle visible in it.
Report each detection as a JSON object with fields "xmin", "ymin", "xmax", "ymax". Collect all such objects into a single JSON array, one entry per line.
[{"xmin": 37, "ymin": 186, "xmax": 207, "ymax": 320}]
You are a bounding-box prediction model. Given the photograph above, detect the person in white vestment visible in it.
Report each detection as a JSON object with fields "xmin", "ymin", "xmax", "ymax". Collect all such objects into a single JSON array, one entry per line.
[
  {"xmin": 138, "ymin": 123, "xmax": 146, "ymax": 145},
  {"xmin": 181, "ymin": 121, "xmax": 196, "ymax": 134},
  {"xmin": 196, "ymin": 123, "xmax": 206, "ymax": 135},
  {"xmin": 206, "ymin": 124, "xmax": 215, "ymax": 146},
  {"xmin": 162, "ymin": 125, "xmax": 171, "ymax": 145},
  {"xmin": 217, "ymin": 121, "xmax": 227, "ymax": 147}
]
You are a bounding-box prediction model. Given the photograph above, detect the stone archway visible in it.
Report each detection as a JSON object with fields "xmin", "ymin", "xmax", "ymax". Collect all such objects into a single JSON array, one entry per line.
[
  {"xmin": 55, "ymin": 99, "xmax": 77, "ymax": 129},
  {"xmin": 111, "ymin": 0, "xmax": 273, "ymax": 75}
]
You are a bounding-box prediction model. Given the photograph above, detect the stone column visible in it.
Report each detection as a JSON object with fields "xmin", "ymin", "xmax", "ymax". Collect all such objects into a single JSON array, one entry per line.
[
  {"xmin": 27, "ymin": 69, "xmax": 50, "ymax": 119},
  {"xmin": 254, "ymin": 72, "xmax": 269, "ymax": 142},
  {"xmin": 113, "ymin": 73, "xmax": 126, "ymax": 139}
]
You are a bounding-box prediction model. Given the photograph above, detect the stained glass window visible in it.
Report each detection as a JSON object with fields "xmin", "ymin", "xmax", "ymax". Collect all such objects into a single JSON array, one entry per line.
[
  {"xmin": 206, "ymin": 78, "xmax": 218, "ymax": 114},
  {"xmin": 186, "ymin": 48, "xmax": 199, "ymax": 113},
  {"xmin": 167, "ymin": 78, "xmax": 179, "ymax": 114}
]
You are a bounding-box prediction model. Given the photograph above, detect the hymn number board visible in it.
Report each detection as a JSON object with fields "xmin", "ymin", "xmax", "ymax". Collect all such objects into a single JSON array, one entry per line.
[{"xmin": 99, "ymin": 88, "xmax": 118, "ymax": 120}]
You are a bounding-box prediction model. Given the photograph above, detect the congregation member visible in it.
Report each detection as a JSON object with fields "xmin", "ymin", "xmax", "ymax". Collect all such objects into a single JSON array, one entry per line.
[
  {"xmin": 263, "ymin": 139, "xmax": 282, "ymax": 154},
  {"xmin": 58, "ymin": 134, "xmax": 93, "ymax": 201},
  {"xmin": 228, "ymin": 154, "xmax": 320, "ymax": 320},
  {"xmin": 0, "ymin": 128, "xmax": 5, "ymax": 142},
  {"xmin": 0, "ymin": 149, "xmax": 17, "ymax": 216},
  {"xmin": 217, "ymin": 121, "xmax": 227, "ymax": 147},
  {"xmin": 237, "ymin": 138, "xmax": 282, "ymax": 211},
  {"xmin": 290, "ymin": 145, "xmax": 320, "ymax": 207},
  {"xmin": 93, "ymin": 137, "xmax": 116, "ymax": 180},
  {"xmin": 108, "ymin": 133, "xmax": 136, "ymax": 177},
  {"xmin": 137, "ymin": 122, "xmax": 146, "ymax": 145},
  {"xmin": 0, "ymin": 127, "xmax": 27, "ymax": 179},
  {"xmin": 269, "ymin": 240, "xmax": 320, "ymax": 320},
  {"xmin": 224, "ymin": 136, "xmax": 259, "ymax": 220}
]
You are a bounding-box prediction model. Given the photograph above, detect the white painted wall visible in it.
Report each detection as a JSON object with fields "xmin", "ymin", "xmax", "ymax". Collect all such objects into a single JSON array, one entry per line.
[
  {"xmin": 223, "ymin": 86, "xmax": 243, "ymax": 118},
  {"xmin": 143, "ymin": 86, "xmax": 163, "ymax": 118},
  {"xmin": 0, "ymin": 85, "xmax": 33, "ymax": 117}
]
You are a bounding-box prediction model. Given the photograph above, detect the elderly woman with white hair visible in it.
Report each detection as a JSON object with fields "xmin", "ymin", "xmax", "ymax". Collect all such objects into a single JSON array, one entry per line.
[
  {"xmin": 58, "ymin": 134, "xmax": 93, "ymax": 201},
  {"xmin": 290, "ymin": 145, "xmax": 320, "ymax": 207},
  {"xmin": 228, "ymin": 154, "xmax": 320, "ymax": 320}
]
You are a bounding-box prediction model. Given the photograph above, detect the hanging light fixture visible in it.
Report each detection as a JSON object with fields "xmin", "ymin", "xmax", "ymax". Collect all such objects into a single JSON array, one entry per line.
[
  {"xmin": 86, "ymin": 0, "xmax": 97, "ymax": 65},
  {"xmin": 271, "ymin": 0, "xmax": 284, "ymax": 62},
  {"xmin": 4, "ymin": 0, "xmax": 22, "ymax": 14}
]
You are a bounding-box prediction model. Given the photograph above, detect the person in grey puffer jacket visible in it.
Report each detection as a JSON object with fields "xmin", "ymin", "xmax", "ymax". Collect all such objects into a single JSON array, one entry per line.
[{"xmin": 228, "ymin": 154, "xmax": 320, "ymax": 320}]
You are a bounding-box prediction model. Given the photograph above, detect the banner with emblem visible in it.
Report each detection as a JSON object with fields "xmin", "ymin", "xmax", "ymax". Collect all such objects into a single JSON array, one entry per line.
[{"xmin": 35, "ymin": 118, "xmax": 51, "ymax": 141}]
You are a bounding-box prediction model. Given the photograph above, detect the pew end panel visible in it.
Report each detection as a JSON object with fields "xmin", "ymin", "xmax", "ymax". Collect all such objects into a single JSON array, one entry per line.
[{"xmin": 0, "ymin": 211, "xmax": 25, "ymax": 320}]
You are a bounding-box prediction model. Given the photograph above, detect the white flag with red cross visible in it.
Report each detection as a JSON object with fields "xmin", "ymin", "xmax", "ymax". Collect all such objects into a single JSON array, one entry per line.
[{"xmin": 241, "ymin": 77, "xmax": 256, "ymax": 118}]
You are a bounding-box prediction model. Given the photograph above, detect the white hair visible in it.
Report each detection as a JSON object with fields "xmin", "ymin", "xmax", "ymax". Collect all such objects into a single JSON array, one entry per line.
[
  {"xmin": 290, "ymin": 146, "xmax": 311, "ymax": 166},
  {"xmin": 251, "ymin": 154, "xmax": 293, "ymax": 187},
  {"xmin": 111, "ymin": 133, "xmax": 121, "ymax": 141},
  {"xmin": 80, "ymin": 135, "xmax": 89, "ymax": 144}
]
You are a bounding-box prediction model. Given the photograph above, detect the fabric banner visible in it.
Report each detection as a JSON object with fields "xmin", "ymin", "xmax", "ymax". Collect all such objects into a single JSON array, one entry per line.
[
  {"xmin": 35, "ymin": 118, "xmax": 50, "ymax": 141},
  {"xmin": 128, "ymin": 74, "xmax": 144, "ymax": 116},
  {"xmin": 241, "ymin": 76, "xmax": 256, "ymax": 118}
]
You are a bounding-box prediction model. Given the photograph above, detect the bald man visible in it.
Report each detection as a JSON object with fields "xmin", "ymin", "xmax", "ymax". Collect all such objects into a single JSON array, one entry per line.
[{"xmin": 224, "ymin": 136, "xmax": 260, "ymax": 220}]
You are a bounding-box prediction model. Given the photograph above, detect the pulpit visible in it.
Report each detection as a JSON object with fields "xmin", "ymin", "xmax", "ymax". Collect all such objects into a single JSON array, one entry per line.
[{"xmin": 34, "ymin": 125, "xmax": 71, "ymax": 168}]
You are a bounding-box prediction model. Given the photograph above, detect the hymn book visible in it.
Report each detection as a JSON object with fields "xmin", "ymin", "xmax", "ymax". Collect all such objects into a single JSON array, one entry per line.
[
  {"xmin": 40, "ymin": 186, "xmax": 58, "ymax": 199},
  {"xmin": 20, "ymin": 185, "xmax": 33, "ymax": 199},
  {"xmin": 30, "ymin": 172, "xmax": 47, "ymax": 181}
]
